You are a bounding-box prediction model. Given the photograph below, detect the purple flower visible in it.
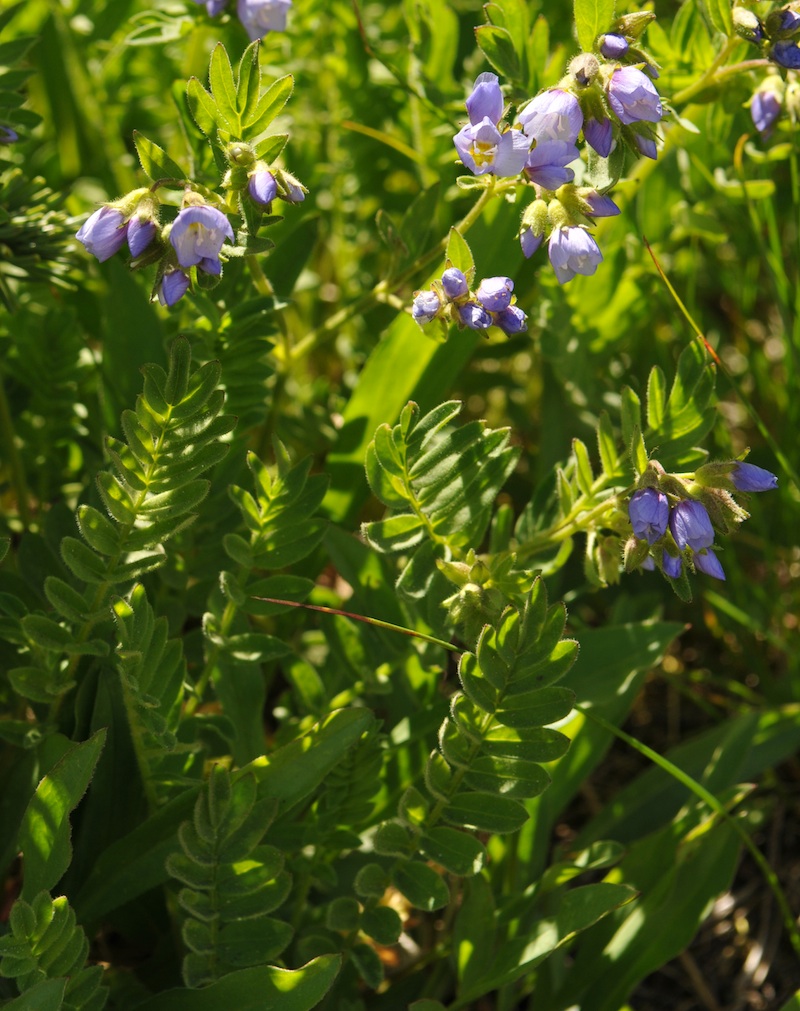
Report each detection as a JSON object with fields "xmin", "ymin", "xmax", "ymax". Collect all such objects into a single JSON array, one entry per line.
[
  {"xmin": 583, "ymin": 191, "xmax": 620, "ymax": 217},
  {"xmin": 0, "ymin": 125, "xmax": 19, "ymax": 144},
  {"xmin": 524, "ymin": 139, "xmax": 580, "ymax": 189},
  {"xmin": 731, "ymin": 462, "xmax": 778, "ymax": 492},
  {"xmin": 600, "ymin": 33, "xmax": 630, "ymax": 59},
  {"xmin": 772, "ymin": 40, "xmax": 800, "ymax": 68},
  {"xmin": 237, "ymin": 0, "xmax": 292, "ymax": 39},
  {"xmin": 632, "ymin": 132, "xmax": 658, "ymax": 160},
  {"xmin": 76, "ymin": 206, "xmax": 128, "ymax": 262},
  {"xmin": 441, "ymin": 267, "xmax": 468, "ymax": 300},
  {"xmin": 773, "ymin": 9, "xmax": 800, "ymax": 33},
  {"xmin": 751, "ymin": 90, "xmax": 782, "ymax": 137},
  {"xmin": 693, "ymin": 549, "xmax": 726, "ymax": 581},
  {"xmin": 520, "ymin": 228, "xmax": 544, "ymax": 259},
  {"xmin": 640, "ymin": 555, "xmax": 655, "ymax": 571},
  {"xmin": 412, "ymin": 290, "xmax": 442, "ymax": 324},
  {"xmin": 584, "ymin": 116, "xmax": 614, "ymax": 157},
  {"xmin": 476, "ymin": 276, "xmax": 513, "ymax": 312},
  {"xmin": 548, "ymin": 227, "xmax": 603, "ymax": 284},
  {"xmin": 170, "ymin": 205, "xmax": 234, "ymax": 275},
  {"xmin": 494, "ymin": 305, "xmax": 527, "ymax": 335},
  {"xmin": 519, "ymin": 89, "xmax": 583, "ymax": 144},
  {"xmin": 193, "ymin": 0, "xmax": 228, "ymax": 13},
  {"xmin": 669, "ymin": 500, "xmax": 714, "ymax": 552},
  {"xmin": 465, "ymin": 72, "xmax": 504, "ymax": 126},
  {"xmin": 662, "ymin": 552, "xmax": 683, "ymax": 579},
  {"xmin": 457, "ymin": 302, "xmax": 493, "ymax": 330},
  {"xmin": 158, "ymin": 270, "xmax": 191, "ymax": 307},
  {"xmin": 127, "ymin": 216, "xmax": 157, "ymax": 258},
  {"xmin": 453, "ymin": 119, "xmax": 529, "ymax": 177},
  {"xmin": 248, "ymin": 169, "xmax": 278, "ymax": 205},
  {"xmin": 629, "ymin": 488, "xmax": 669, "ymax": 544},
  {"xmin": 607, "ymin": 67, "xmax": 663, "ymax": 124}
]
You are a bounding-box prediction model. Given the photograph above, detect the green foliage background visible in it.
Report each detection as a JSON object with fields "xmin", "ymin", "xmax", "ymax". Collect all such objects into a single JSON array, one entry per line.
[{"xmin": 0, "ymin": 0, "xmax": 799, "ymax": 1009}]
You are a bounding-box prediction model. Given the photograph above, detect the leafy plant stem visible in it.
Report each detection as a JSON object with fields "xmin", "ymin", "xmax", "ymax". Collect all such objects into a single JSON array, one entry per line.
[
  {"xmin": 516, "ymin": 486, "xmax": 625, "ymax": 562},
  {"xmin": 184, "ymin": 598, "xmax": 238, "ymax": 717},
  {"xmin": 670, "ymin": 39, "xmax": 759, "ymax": 106},
  {"xmin": 576, "ymin": 704, "xmax": 800, "ymax": 960},
  {"xmin": 284, "ymin": 185, "xmax": 496, "ymax": 364},
  {"xmin": 0, "ymin": 368, "xmax": 32, "ymax": 528}
]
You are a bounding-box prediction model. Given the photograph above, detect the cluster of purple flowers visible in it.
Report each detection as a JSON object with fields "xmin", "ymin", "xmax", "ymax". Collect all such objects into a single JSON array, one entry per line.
[
  {"xmin": 627, "ymin": 462, "xmax": 778, "ymax": 582},
  {"xmin": 452, "ymin": 21, "xmax": 664, "ymax": 285},
  {"xmin": 734, "ymin": 5, "xmax": 800, "ymax": 70},
  {"xmin": 75, "ymin": 153, "xmax": 305, "ymax": 308},
  {"xmin": 411, "ymin": 267, "xmax": 527, "ymax": 335},
  {"xmin": 192, "ymin": 0, "xmax": 292, "ymax": 41}
]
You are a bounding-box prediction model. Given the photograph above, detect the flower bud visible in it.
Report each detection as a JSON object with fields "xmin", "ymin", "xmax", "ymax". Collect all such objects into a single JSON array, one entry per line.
[
  {"xmin": 599, "ymin": 33, "xmax": 629, "ymax": 59},
  {"xmin": 411, "ymin": 289, "xmax": 442, "ymax": 325},
  {"xmin": 766, "ymin": 7, "xmax": 800, "ymax": 39},
  {"xmin": 441, "ymin": 267, "xmax": 469, "ymax": 300},
  {"xmin": 628, "ymin": 488, "xmax": 669, "ymax": 544},
  {"xmin": 611, "ymin": 12, "xmax": 656, "ymax": 40},
  {"xmin": 732, "ymin": 7, "xmax": 765, "ymax": 43},
  {"xmin": 731, "ymin": 461, "xmax": 778, "ymax": 492},
  {"xmin": 569, "ymin": 53, "xmax": 601, "ymax": 87},
  {"xmin": 669, "ymin": 500, "xmax": 714, "ymax": 552}
]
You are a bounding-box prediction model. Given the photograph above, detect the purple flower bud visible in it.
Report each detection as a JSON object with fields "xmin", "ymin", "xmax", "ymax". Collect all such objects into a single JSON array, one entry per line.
[
  {"xmin": 771, "ymin": 39, "xmax": 800, "ymax": 68},
  {"xmin": 465, "ymin": 72, "xmax": 504, "ymax": 126},
  {"xmin": 76, "ymin": 206, "xmax": 128, "ymax": 262},
  {"xmin": 525, "ymin": 139, "xmax": 580, "ymax": 189},
  {"xmin": 476, "ymin": 276, "xmax": 513, "ymax": 312},
  {"xmin": 641, "ymin": 555, "xmax": 655, "ymax": 571},
  {"xmin": 170, "ymin": 204, "xmax": 234, "ymax": 275},
  {"xmin": 520, "ymin": 228, "xmax": 544, "ymax": 259},
  {"xmin": 441, "ymin": 267, "xmax": 468, "ymax": 300},
  {"xmin": 669, "ymin": 500, "xmax": 714, "ymax": 552},
  {"xmin": 662, "ymin": 552, "xmax": 683, "ymax": 579},
  {"xmin": 775, "ymin": 9, "xmax": 800, "ymax": 33},
  {"xmin": 519, "ymin": 89, "xmax": 583, "ymax": 144},
  {"xmin": 412, "ymin": 289, "xmax": 442, "ymax": 324},
  {"xmin": 158, "ymin": 270, "xmax": 191, "ymax": 307},
  {"xmin": 127, "ymin": 216, "xmax": 157, "ymax": 258},
  {"xmin": 548, "ymin": 227, "xmax": 603, "ymax": 284},
  {"xmin": 494, "ymin": 305, "xmax": 527, "ymax": 335},
  {"xmin": 0, "ymin": 125, "xmax": 19, "ymax": 144},
  {"xmin": 248, "ymin": 169, "xmax": 278, "ymax": 205},
  {"xmin": 600, "ymin": 33, "xmax": 630, "ymax": 59},
  {"xmin": 731, "ymin": 462, "xmax": 778, "ymax": 492},
  {"xmin": 751, "ymin": 90, "xmax": 782, "ymax": 137},
  {"xmin": 583, "ymin": 191, "xmax": 620, "ymax": 217},
  {"xmin": 584, "ymin": 116, "xmax": 614, "ymax": 157},
  {"xmin": 453, "ymin": 120, "xmax": 530, "ymax": 177},
  {"xmin": 633, "ymin": 132, "xmax": 658, "ymax": 160},
  {"xmin": 457, "ymin": 302, "xmax": 493, "ymax": 330},
  {"xmin": 628, "ymin": 488, "xmax": 670, "ymax": 544},
  {"xmin": 607, "ymin": 67, "xmax": 663, "ymax": 124},
  {"xmin": 237, "ymin": 0, "xmax": 292, "ymax": 40},
  {"xmin": 693, "ymin": 549, "xmax": 726, "ymax": 581}
]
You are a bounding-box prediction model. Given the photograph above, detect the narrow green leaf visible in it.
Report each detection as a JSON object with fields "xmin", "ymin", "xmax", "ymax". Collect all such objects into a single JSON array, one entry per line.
[
  {"xmin": 133, "ymin": 131, "xmax": 187, "ymax": 182},
  {"xmin": 573, "ymin": 0, "xmax": 617, "ymax": 52},
  {"xmin": 186, "ymin": 78, "xmax": 219, "ymax": 138},
  {"xmin": 620, "ymin": 386, "xmax": 641, "ymax": 449},
  {"xmin": 442, "ymin": 792, "xmax": 528, "ymax": 833},
  {"xmin": 19, "ymin": 730, "xmax": 106, "ymax": 899},
  {"xmin": 362, "ymin": 513, "xmax": 426, "ymax": 553},
  {"xmin": 445, "ymin": 227, "xmax": 474, "ymax": 279},
  {"xmin": 596, "ymin": 411, "xmax": 619, "ymax": 477},
  {"xmin": 236, "ymin": 40, "xmax": 261, "ymax": 121},
  {"xmin": 4, "ymin": 977, "xmax": 67, "ymax": 1011},
  {"xmin": 244, "ymin": 74, "xmax": 294, "ymax": 135},
  {"xmin": 475, "ymin": 24, "xmax": 522, "ymax": 81},
  {"xmin": 698, "ymin": 0, "xmax": 732, "ymax": 34},
  {"xmin": 572, "ymin": 439, "xmax": 594, "ymax": 497},
  {"xmin": 646, "ymin": 365, "xmax": 667, "ymax": 430},
  {"xmin": 208, "ymin": 43, "xmax": 240, "ymax": 134},
  {"xmin": 77, "ymin": 505, "xmax": 120, "ymax": 556}
]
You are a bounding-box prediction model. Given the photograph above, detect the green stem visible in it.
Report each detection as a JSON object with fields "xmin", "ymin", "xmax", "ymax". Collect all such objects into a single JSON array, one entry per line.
[
  {"xmin": 670, "ymin": 38, "xmax": 764, "ymax": 106},
  {"xmin": 576, "ymin": 704, "xmax": 800, "ymax": 961},
  {"xmin": 0, "ymin": 369, "xmax": 32, "ymax": 528},
  {"xmin": 516, "ymin": 483, "xmax": 627, "ymax": 562},
  {"xmin": 184, "ymin": 598, "xmax": 238, "ymax": 717},
  {"xmin": 284, "ymin": 184, "xmax": 496, "ymax": 364}
]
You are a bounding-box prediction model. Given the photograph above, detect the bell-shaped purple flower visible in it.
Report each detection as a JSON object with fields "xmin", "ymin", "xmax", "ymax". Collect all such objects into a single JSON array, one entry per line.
[
  {"xmin": 629, "ymin": 488, "xmax": 669, "ymax": 544},
  {"xmin": 583, "ymin": 191, "xmax": 620, "ymax": 217},
  {"xmin": 662, "ymin": 552, "xmax": 683, "ymax": 579},
  {"xmin": 170, "ymin": 204, "xmax": 234, "ymax": 275},
  {"xmin": 772, "ymin": 40, "xmax": 800, "ymax": 68},
  {"xmin": 584, "ymin": 115, "xmax": 614, "ymax": 157},
  {"xmin": 669, "ymin": 500, "xmax": 714, "ymax": 552},
  {"xmin": 76, "ymin": 207, "xmax": 128, "ymax": 262},
  {"xmin": 632, "ymin": 131, "xmax": 658, "ymax": 160},
  {"xmin": 453, "ymin": 119, "xmax": 529, "ymax": 177},
  {"xmin": 751, "ymin": 90, "xmax": 782, "ymax": 137},
  {"xmin": 0, "ymin": 125, "xmax": 19, "ymax": 144},
  {"xmin": 693, "ymin": 549, "xmax": 726, "ymax": 581},
  {"xmin": 519, "ymin": 89, "xmax": 583, "ymax": 144},
  {"xmin": 158, "ymin": 270, "xmax": 191, "ymax": 307},
  {"xmin": 772, "ymin": 8, "xmax": 800, "ymax": 33},
  {"xmin": 465, "ymin": 72, "xmax": 504, "ymax": 126},
  {"xmin": 548, "ymin": 227, "xmax": 603, "ymax": 284},
  {"xmin": 127, "ymin": 216, "xmax": 157, "ymax": 258},
  {"xmin": 600, "ymin": 33, "xmax": 630, "ymax": 59},
  {"xmin": 520, "ymin": 228, "xmax": 544, "ymax": 259},
  {"xmin": 412, "ymin": 290, "xmax": 442, "ymax": 325},
  {"xmin": 607, "ymin": 67, "xmax": 663, "ymax": 124},
  {"xmin": 441, "ymin": 267, "xmax": 468, "ymax": 300},
  {"xmin": 237, "ymin": 0, "xmax": 292, "ymax": 40},
  {"xmin": 525, "ymin": 139, "xmax": 580, "ymax": 190},
  {"xmin": 248, "ymin": 169, "xmax": 278, "ymax": 205},
  {"xmin": 476, "ymin": 276, "xmax": 513, "ymax": 312},
  {"xmin": 731, "ymin": 462, "xmax": 778, "ymax": 492},
  {"xmin": 457, "ymin": 302, "xmax": 493, "ymax": 330},
  {"xmin": 494, "ymin": 305, "xmax": 527, "ymax": 335}
]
